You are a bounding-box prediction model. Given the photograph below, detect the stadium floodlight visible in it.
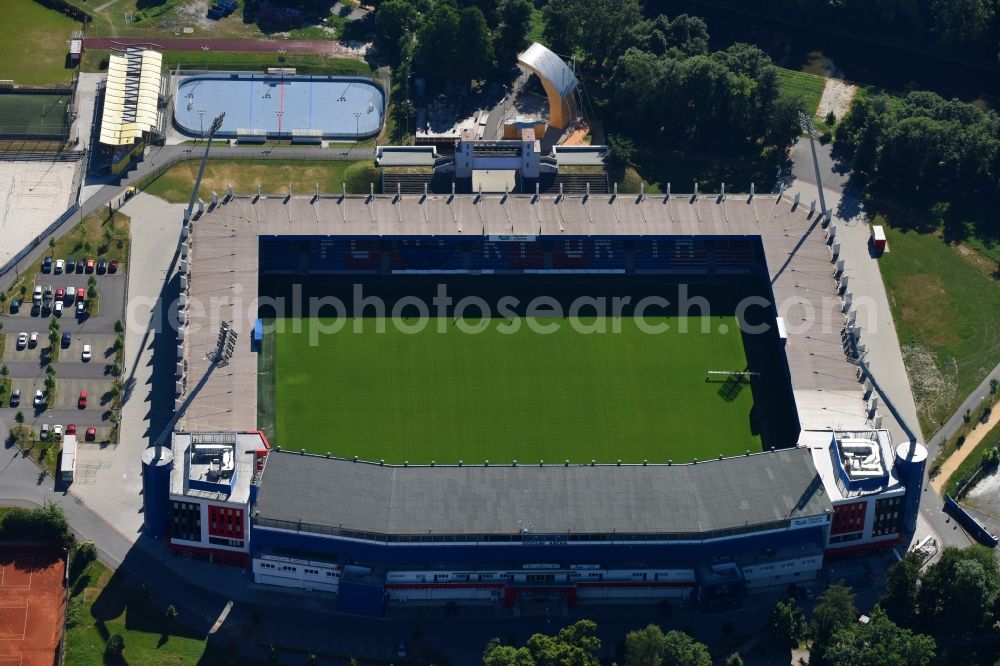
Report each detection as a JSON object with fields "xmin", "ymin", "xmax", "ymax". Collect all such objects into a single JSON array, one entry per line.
[
  {"xmin": 184, "ymin": 112, "xmax": 226, "ymax": 225},
  {"xmin": 797, "ymin": 111, "xmax": 817, "ymax": 138}
]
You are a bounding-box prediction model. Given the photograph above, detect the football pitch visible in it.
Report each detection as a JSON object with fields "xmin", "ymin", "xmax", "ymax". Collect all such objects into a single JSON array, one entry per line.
[{"xmin": 268, "ymin": 315, "xmax": 760, "ymax": 464}]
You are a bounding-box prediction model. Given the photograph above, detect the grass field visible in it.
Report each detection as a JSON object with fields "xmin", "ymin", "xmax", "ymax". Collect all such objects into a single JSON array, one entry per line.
[
  {"xmin": 142, "ymin": 159, "xmax": 378, "ymax": 202},
  {"xmin": 81, "ymin": 49, "xmax": 374, "ymax": 78},
  {"xmin": 0, "ymin": 93, "xmax": 72, "ymax": 137},
  {"xmin": 0, "ymin": 0, "xmax": 81, "ymax": 86},
  {"xmin": 271, "ymin": 315, "xmax": 760, "ymax": 463},
  {"xmin": 776, "ymin": 67, "xmax": 826, "ymax": 117},
  {"xmin": 879, "ymin": 222, "xmax": 1000, "ymax": 433}
]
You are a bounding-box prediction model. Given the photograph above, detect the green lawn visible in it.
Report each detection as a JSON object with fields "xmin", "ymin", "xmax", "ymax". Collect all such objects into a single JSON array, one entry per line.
[
  {"xmin": 775, "ymin": 67, "xmax": 827, "ymax": 118},
  {"xmin": 142, "ymin": 159, "xmax": 378, "ymax": 202},
  {"xmin": 0, "ymin": 0, "xmax": 82, "ymax": 86},
  {"xmin": 879, "ymin": 223, "xmax": 1000, "ymax": 433},
  {"xmin": 272, "ymin": 316, "xmax": 759, "ymax": 463},
  {"xmin": 82, "ymin": 49, "xmax": 374, "ymax": 78},
  {"xmin": 64, "ymin": 555, "xmax": 254, "ymax": 666}
]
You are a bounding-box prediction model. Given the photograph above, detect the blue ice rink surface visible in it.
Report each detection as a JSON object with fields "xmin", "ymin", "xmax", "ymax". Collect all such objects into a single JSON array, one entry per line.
[{"xmin": 174, "ymin": 74, "xmax": 385, "ymax": 139}]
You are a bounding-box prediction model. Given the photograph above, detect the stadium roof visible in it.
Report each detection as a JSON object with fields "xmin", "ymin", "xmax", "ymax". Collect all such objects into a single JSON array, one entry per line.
[
  {"xmin": 518, "ymin": 43, "xmax": 578, "ymax": 98},
  {"xmin": 99, "ymin": 48, "xmax": 162, "ymax": 146},
  {"xmin": 253, "ymin": 448, "xmax": 831, "ymax": 538}
]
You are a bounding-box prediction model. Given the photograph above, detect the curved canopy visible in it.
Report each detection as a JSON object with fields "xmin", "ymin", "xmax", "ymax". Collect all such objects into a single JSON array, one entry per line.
[{"xmin": 517, "ymin": 43, "xmax": 578, "ymax": 129}]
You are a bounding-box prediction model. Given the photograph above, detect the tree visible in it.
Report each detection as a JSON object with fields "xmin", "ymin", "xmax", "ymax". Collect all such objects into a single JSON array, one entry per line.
[
  {"xmin": 496, "ymin": 0, "xmax": 533, "ymax": 66},
  {"xmin": 605, "ymin": 135, "xmax": 636, "ymax": 174},
  {"xmin": 526, "ymin": 619, "xmax": 600, "ymax": 666},
  {"xmin": 624, "ymin": 624, "xmax": 667, "ymax": 666},
  {"xmin": 820, "ymin": 606, "xmax": 935, "ymax": 666},
  {"xmin": 165, "ymin": 604, "xmax": 178, "ymax": 626},
  {"xmin": 15, "ymin": 410, "xmax": 24, "ymax": 423},
  {"xmin": 483, "ymin": 638, "xmax": 537, "ymax": 666},
  {"xmin": 456, "ymin": 7, "xmax": 495, "ymax": 82},
  {"xmin": 881, "ymin": 550, "xmax": 922, "ymax": 627},
  {"xmin": 726, "ymin": 653, "xmax": 744, "ymax": 666},
  {"xmin": 396, "ymin": 99, "xmax": 416, "ymax": 142},
  {"xmin": 373, "ymin": 0, "xmax": 418, "ymax": 65},
  {"xmin": 918, "ymin": 545, "xmax": 1000, "ymax": 630},
  {"xmin": 769, "ymin": 598, "xmax": 807, "ymax": 648},
  {"xmin": 811, "ymin": 582, "xmax": 857, "ymax": 661},
  {"xmin": 114, "ymin": 319, "xmax": 124, "ymax": 333},
  {"xmin": 416, "ymin": 4, "xmax": 462, "ymax": 82},
  {"xmin": 660, "ymin": 630, "xmax": 712, "ymax": 666},
  {"xmin": 306, "ymin": 654, "xmax": 317, "ymax": 666}
]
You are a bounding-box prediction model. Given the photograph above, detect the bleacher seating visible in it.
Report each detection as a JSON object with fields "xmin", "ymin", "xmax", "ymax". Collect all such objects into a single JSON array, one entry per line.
[
  {"xmin": 391, "ymin": 240, "xmax": 465, "ymax": 271},
  {"xmin": 712, "ymin": 239, "xmax": 753, "ymax": 271}
]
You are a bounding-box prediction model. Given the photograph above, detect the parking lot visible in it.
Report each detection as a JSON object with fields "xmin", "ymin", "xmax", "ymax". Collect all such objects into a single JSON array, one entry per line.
[{"xmin": 1, "ymin": 257, "xmax": 126, "ymax": 444}]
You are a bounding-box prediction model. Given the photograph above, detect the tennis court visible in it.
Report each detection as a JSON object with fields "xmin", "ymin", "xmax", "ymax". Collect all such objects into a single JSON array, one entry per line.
[
  {"xmin": 0, "ymin": 93, "xmax": 72, "ymax": 139},
  {"xmin": 0, "ymin": 547, "xmax": 66, "ymax": 666},
  {"xmin": 174, "ymin": 73, "xmax": 385, "ymax": 139}
]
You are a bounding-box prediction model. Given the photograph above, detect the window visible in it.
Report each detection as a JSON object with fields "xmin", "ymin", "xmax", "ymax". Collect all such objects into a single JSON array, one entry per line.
[{"xmin": 171, "ymin": 501, "xmax": 201, "ymax": 542}]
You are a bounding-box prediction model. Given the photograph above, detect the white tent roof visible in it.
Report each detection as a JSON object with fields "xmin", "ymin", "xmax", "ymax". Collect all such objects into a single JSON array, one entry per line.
[
  {"xmin": 518, "ymin": 42, "xmax": 578, "ymax": 99},
  {"xmin": 99, "ymin": 48, "xmax": 163, "ymax": 146}
]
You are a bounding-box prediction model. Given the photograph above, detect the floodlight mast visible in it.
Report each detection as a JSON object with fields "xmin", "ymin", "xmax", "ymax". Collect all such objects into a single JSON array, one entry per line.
[
  {"xmin": 797, "ymin": 111, "xmax": 827, "ymax": 215},
  {"xmin": 184, "ymin": 112, "xmax": 225, "ymax": 224}
]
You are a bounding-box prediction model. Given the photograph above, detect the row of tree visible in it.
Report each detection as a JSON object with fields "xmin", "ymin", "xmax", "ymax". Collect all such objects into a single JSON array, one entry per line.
[
  {"xmin": 374, "ymin": 0, "xmax": 535, "ymax": 82},
  {"xmin": 836, "ymin": 90, "xmax": 1000, "ymax": 201},
  {"xmin": 0, "ymin": 503, "xmax": 71, "ymax": 546},
  {"xmin": 700, "ymin": 0, "xmax": 1000, "ymax": 66},
  {"xmin": 481, "ymin": 619, "xmax": 734, "ymax": 666}
]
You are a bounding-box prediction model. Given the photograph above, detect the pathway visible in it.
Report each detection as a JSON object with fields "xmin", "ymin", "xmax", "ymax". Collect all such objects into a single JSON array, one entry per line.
[
  {"xmin": 932, "ymin": 400, "xmax": 1000, "ymax": 493},
  {"xmin": 81, "ymin": 37, "xmax": 366, "ymax": 57}
]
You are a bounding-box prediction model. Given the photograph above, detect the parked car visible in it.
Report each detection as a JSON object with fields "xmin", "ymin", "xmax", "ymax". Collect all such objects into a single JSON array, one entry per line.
[
  {"xmin": 66, "ymin": 424, "xmax": 77, "ymax": 436},
  {"xmin": 62, "ymin": 332, "xmax": 71, "ymax": 348},
  {"xmin": 54, "ymin": 301, "xmax": 63, "ymax": 316},
  {"xmin": 76, "ymin": 287, "xmax": 85, "ymax": 301},
  {"xmin": 97, "ymin": 258, "xmax": 107, "ymax": 274},
  {"xmin": 34, "ymin": 390, "xmax": 44, "ymax": 407},
  {"xmin": 32, "ymin": 285, "xmax": 42, "ymax": 302},
  {"xmin": 85, "ymin": 427, "xmax": 96, "ymax": 442},
  {"xmin": 55, "ymin": 287, "xmax": 64, "ymax": 301},
  {"xmin": 65, "ymin": 285, "xmax": 74, "ymax": 303},
  {"xmin": 41, "ymin": 299, "xmax": 52, "ymax": 315},
  {"xmin": 54, "ymin": 259, "xmax": 64, "ymax": 274},
  {"xmin": 78, "ymin": 389, "xmax": 87, "ymax": 409},
  {"xmin": 76, "ymin": 300, "xmax": 86, "ymax": 315},
  {"xmin": 16, "ymin": 332, "xmax": 27, "ymax": 349},
  {"xmin": 81, "ymin": 344, "xmax": 92, "ymax": 362},
  {"xmin": 85, "ymin": 259, "xmax": 95, "ymax": 273},
  {"xmin": 40, "ymin": 424, "xmax": 50, "ymax": 440},
  {"xmin": 53, "ymin": 424, "xmax": 63, "ymax": 439},
  {"xmin": 42, "ymin": 256, "xmax": 52, "ymax": 273},
  {"xmin": 109, "ymin": 259, "xmax": 119, "ymax": 273},
  {"xmin": 75, "ymin": 260, "xmax": 84, "ymax": 274},
  {"xmin": 66, "ymin": 257, "xmax": 76, "ymax": 273},
  {"xmin": 30, "ymin": 303, "xmax": 40, "ymax": 317},
  {"xmin": 28, "ymin": 332, "xmax": 37, "ymax": 348},
  {"xmin": 9, "ymin": 299, "xmax": 20, "ymax": 314},
  {"xmin": 9, "ymin": 389, "xmax": 20, "ymax": 407}
]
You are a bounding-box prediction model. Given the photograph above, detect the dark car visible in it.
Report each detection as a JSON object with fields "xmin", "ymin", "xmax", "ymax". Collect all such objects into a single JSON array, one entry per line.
[
  {"xmin": 97, "ymin": 258, "xmax": 107, "ymax": 274},
  {"xmin": 8, "ymin": 299, "xmax": 20, "ymax": 314},
  {"xmin": 9, "ymin": 388, "xmax": 20, "ymax": 407},
  {"xmin": 67, "ymin": 257, "xmax": 76, "ymax": 273},
  {"xmin": 108, "ymin": 259, "xmax": 118, "ymax": 273},
  {"xmin": 76, "ymin": 259, "xmax": 84, "ymax": 274},
  {"xmin": 42, "ymin": 256, "xmax": 52, "ymax": 273},
  {"xmin": 61, "ymin": 332, "xmax": 71, "ymax": 348},
  {"xmin": 41, "ymin": 298, "xmax": 52, "ymax": 315},
  {"xmin": 30, "ymin": 302, "xmax": 40, "ymax": 317}
]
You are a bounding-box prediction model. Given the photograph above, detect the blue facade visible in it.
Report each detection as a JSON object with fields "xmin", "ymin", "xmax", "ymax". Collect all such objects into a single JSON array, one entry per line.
[
  {"xmin": 894, "ymin": 443, "xmax": 928, "ymax": 538},
  {"xmin": 259, "ymin": 235, "xmax": 762, "ymax": 276},
  {"xmin": 250, "ymin": 523, "xmax": 828, "ymax": 569},
  {"xmin": 141, "ymin": 446, "xmax": 173, "ymax": 539}
]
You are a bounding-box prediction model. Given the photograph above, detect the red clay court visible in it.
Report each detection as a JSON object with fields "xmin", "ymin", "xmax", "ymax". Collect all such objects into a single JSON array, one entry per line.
[{"xmin": 0, "ymin": 548, "xmax": 66, "ymax": 666}]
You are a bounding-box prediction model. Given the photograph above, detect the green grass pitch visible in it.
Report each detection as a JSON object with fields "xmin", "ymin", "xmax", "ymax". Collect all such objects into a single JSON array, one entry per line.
[{"xmin": 269, "ymin": 316, "xmax": 760, "ymax": 464}]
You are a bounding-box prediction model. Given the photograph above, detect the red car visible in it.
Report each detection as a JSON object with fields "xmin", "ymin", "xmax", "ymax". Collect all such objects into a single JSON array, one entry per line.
[
  {"xmin": 66, "ymin": 424, "xmax": 77, "ymax": 436},
  {"xmin": 76, "ymin": 287, "xmax": 85, "ymax": 301},
  {"xmin": 55, "ymin": 287, "xmax": 64, "ymax": 300},
  {"xmin": 109, "ymin": 259, "xmax": 118, "ymax": 274},
  {"xmin": 85, "ymin": 427, "xmax": 96, "ymax": 442},
  {"xmin": 78, "ymin": 389, "xmax": 87, "ymax": 409}
]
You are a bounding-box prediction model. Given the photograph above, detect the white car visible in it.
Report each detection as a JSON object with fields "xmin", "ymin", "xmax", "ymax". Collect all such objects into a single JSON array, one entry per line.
[
  {"xmin": 29, "ymin": 332, "xmax": 38, "ymax": 348},
  {"xmin": 82, "ymin": 344, "xmax": 92, "ymax": 362},
  {"xmin": 65, "ymin": 286, "xmax": 74, "ymax": 303},
  {"xmin": 76, "ymin": 300, "xmax": 85, "ymax": 314},
  {"xmin": 54, "ymin": 301, "xmax": 63, "ymax": 316},
  {"xmin": 33, "ymin": 285, "xmax": 42, "ymax": 302},
  {"xmin": 52, "ymin": 424, "xmax": 63, "ymax": 439},
  {"xmin": 40, "ymin": 424, "xmax": 50, "ymax": 440},
  {"xmin": 33, "ymin": 389, "xmax": 44, "ymax": 407},
  {"xmin": 54, "ymin": 259, "xmax": 64, "ymax": 274},
  {"xmin": 16, "ymin": 332, "xmax": 27, "ymax": 349}
]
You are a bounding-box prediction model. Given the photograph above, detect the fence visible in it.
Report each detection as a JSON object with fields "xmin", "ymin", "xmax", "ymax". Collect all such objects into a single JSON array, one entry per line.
[
  {"xmin": 944, "ymin": 494, "xmax": 999, "ymax": 547},
  {"xmin": 0, "ymin": 203, "xmax": 79, "ymax": 278}
]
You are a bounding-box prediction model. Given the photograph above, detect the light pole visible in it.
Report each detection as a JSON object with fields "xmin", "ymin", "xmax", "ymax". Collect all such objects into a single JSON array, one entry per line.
[
  {"xmin": 184, "ymin": 112, "xmax": 225, "ymax": 225},
  {"xmin": 353, "ymin": 111, "xmax": 361, "ymax": 150},
  {"xmin": 798, "ymin": 111, "xmax": 827, "ymax": 215},
  {"xmin": 197, "ymin": 109, "xmax": 206, "ymax": 143}
]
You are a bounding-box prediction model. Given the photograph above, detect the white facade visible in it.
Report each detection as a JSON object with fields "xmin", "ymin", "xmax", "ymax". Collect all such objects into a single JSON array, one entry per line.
[{"xmin": 252, "ymin": 553, "xmax": 342, "ymax": 593}]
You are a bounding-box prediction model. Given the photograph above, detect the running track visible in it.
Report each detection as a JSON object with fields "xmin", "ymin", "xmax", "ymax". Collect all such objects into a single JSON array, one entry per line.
[{"xmin": 82, "ymin": 37, "xmax": 361, "ymax": 56}]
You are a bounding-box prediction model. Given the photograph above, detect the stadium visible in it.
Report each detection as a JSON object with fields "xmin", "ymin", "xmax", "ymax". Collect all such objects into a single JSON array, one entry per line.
[{"xmin": 137, "ymin": 185, "xmax": 927, "ymax": 616}]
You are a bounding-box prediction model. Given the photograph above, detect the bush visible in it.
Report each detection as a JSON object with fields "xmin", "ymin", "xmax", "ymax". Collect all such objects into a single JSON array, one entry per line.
[
  {"xmin": 0, "ymin": 503, "xmax": 72, "ymax": 546},
  {"xmin": 105, "ymin": 633, "xmax": 125, "ymax": 659}
]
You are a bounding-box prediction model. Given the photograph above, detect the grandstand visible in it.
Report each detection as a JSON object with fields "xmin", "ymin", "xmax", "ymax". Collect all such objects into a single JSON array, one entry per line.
[{"xmin": 141, "ymin": 187, "xmax": 927, "ymax": 616}]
